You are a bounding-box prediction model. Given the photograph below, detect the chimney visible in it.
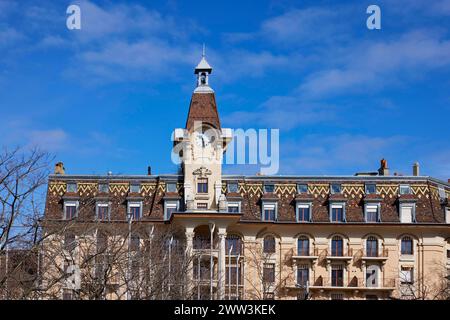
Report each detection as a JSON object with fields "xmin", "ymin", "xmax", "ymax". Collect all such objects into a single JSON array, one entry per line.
[
  {"xmin": 54, "ymin": 162, "xmax": 65, "ymax": 174},
  {"xmin": 378, "ymin": 158, "xmax": 389, "ymax": 176},
  {"xmin": 147, "ymin": 166, "xmax": 152, "ymax": 175},
  {"xmin": 413, "ymin": 162, "xmax": 420, "ymax": 176}
]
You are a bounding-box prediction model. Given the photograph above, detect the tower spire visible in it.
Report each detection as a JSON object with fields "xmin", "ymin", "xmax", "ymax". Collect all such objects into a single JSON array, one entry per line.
[
  {"xmin": 202, "ymin": 43, "xmax": 206, "ymax": 57},
  {"xmin": 194, "ymin": 45, "xmax": 213, "ymax": 93}
]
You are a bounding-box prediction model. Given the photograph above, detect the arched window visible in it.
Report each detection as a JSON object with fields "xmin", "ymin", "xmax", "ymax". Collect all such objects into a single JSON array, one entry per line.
[
  {"xmin": 331, "ymin": 236, "xmax": 343, "ymax": 256},
  {"xmin": 226, "ymin": 235, "xmax": 242, "ymax": 255},
  {"xmin": 401, "ymin": 236, "xmax": 413, "ymax": 255},
  {"xmin": 263, "ymin": 236, "xmax": 276, "ymax": 253},
  {"xmin": 366, "ymin": 236, "xmax": 378, "ymax": 257},
  {"xmin": 297, "ymin": 236, "xmax": 310, "ymax": 256}
]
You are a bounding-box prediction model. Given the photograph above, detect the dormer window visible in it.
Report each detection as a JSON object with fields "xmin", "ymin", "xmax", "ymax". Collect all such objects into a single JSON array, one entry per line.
[
  {"xmin": 67, "ymin": 183, "xmax": 77, "ymax": 193},
  {"xmin": 96, "ymin": 202, "xmax": 110, "ymax": 221},
  {"xmin": 127, "ymin": 202, "xmax": 142, "ymax": 220},
  {"xmin": 164, "ymin": 201, "xmax": 179, "ymax": 220},
  {"xmin": 166, "ymin": 182, "xmax": 177, "ymax": 193},
  {"xmin": 64, "ymin": 201, "xmax": 78, "ymax": 220},
  {"xmin": 297, "ymin": 184, "xmax": 308, "ymax": 194},
  {"xmin": 227, "ymin": 182, "xmax": 238, "ymax": 193},
  {"xmin": 400, "ymin": 203, "xmax": 415, "ymax": 223},
  {"xmin": 130, "ymin": 183, "xmax": 141, "ymax": 193},
  {"xmin": 262, "ymin": 202, "xmax": 277, "ymax": 221},
  {"xmin": 296, "ymin": 203, "xmax": 311, "ymax": 222},
  {"xmin": 365, "ymin": 184, "xmax": 377, "ymax": 195},
  {"xmin": 197, "ymin": 178, "xmax": 208, "ymax": 193},
  {"xmin": 365, "ymin": 204, "xmax": 380, "ymax": 222},
  {"xmin": 264, "ymin": 184, "xmax": 275, "ymax": 193},
  {"xmin": 227, "ymin": 202, "xmax": 240, "ymax": 213},
  {"xmin": 330, "ymin": 184, "xmax": 342, "ymax": 194},
  {"xmin": 98, "ymin": 183, "xmax": 109, "ymax": 193},
  {"xmin": 399, "ymin": 185, "xmax": 411, "ymax": 195},
  {"xmin": 330, "ymin": 203, "xmax": 346, "ymax": 222}
]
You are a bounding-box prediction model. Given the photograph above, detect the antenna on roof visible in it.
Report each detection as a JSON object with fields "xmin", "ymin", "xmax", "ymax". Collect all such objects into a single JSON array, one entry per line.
[{"xmin": 202, "ymin": 43, "xmax": 206, "ymax": 57}]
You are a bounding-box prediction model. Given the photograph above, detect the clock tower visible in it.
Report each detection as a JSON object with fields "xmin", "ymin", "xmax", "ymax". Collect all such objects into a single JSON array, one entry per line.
[{"xmin": 174, "ymin": 49, "xmax": 232, "ymax": 211}]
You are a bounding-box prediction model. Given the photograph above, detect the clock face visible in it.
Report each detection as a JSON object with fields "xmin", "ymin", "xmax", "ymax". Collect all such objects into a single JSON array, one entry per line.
[{"xmin": 195, "ymin": 132, "xmax": 209, "ymax": 147}]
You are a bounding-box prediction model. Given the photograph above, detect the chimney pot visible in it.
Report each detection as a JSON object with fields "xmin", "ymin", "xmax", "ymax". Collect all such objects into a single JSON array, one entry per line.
[
  {"xmin": 378, "ymin": 158, "xmax": 389, "ymax": 176},
  {"xmin": 147, "ymin": 166, "xmax": 152, "ymax": 175},
  {"xmin": 54, "ymin": 162, "xmax": 65, "ymax": 175},
  {"xmin": 413, "ymin": 162, "xmax": 420, "ymax": 176}
]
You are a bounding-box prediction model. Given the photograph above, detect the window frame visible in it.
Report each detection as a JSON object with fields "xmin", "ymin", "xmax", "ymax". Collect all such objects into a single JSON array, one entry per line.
[
  {"xmin": 166, "ymin": 182, "xmax": 177, "ymax": 193},
  {"xmin": 197, "ymin": 178, "xmax": 208, "ymax": 194},
  {"xmin": 264, "ymin": 183, "xmax": 275, "ymax": 193},
  {"xmin": 227, "ymin": 182, "xmax": 239, "ymax": 193},
  {"xmin": 330, "ymin": 184, "xmax": 342, "ymax": 194},
  {"xmin": 329, "ymin": 202, "xmax": 346, "ymax": 223},
  {"xmin": 399, "ymin": 203, "xmax": 416, "ymax": 223},
  {"xmin": 365, "ymin": 183, "xmax": 377, "ymax": 195},
  {"xmin": 262, "ymin": 202, "xmax": 278, "ymax": 222},
  {"xmin": 227, "ymin": 201, "xmax": 241, "ymax": 213},
  {"xmin": 399, "ymin": 184, "xmax": 411, "ymax": 195},
  {"xmin": 66, "ymin": 182, "xmax": 77, "ymax": 193},
  {"xmin": 297, "ymin": 184, "xmax": 308, "ymax": 194},
  {"xmin": 130, "ymin": 183, "xmax": 141, "ymax": 193},
  {"xmin": 96, "ymin": 202, "xmax": 110, "ymax": 221},
  {"xmin": 63, "ymin": 201, "xmax": 79, "ymax": 220},
  {"xmin": 296, "ymin": 202, "xmax": 312, "ymax": 222},
  {"xmin": 364, "ymin": 203, "xmax": 381, "ymax": 222},
  {"xmin": 297, "ymin": 237, "xmax": 310, "ymax": 256},
  {"xmin": 296, "ymin": 265, "xmax": 309, "ymax": 287},
  {"xmin": 98, "ymin": 183, "xmax": 109, "ymax": 193},
  {"xmin": 263, "ymin": 236, "xmax": 276, "ymax": 254},
  {"xmin": 263, "ymin": 263, "xmax": 275, "ymax": 283},
  {"xmin": 164, "ymin": 200, "xmax": 179, "ymax": 221},
  {"xmin": 401, "ymin": 236, "xmax": 414, "ymax": 255},
  {"xmin": 127, "ymin": 201, "xmax": 142, "ymax": 221}
]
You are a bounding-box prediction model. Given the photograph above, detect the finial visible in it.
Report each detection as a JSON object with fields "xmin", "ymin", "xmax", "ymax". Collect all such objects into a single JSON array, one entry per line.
[{"xmin": 202, "ymin": 43, "xmax": 205, "ymax": 57}]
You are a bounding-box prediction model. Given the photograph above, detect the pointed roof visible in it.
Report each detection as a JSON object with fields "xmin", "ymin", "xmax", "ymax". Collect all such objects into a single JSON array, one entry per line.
[
  {"xmin": 185, "ymin": 93, "xmax": 221, "ymax": 131},
  {"xmin": 195, "ymin": 44, "xmax": 212, "ymax": 73}
]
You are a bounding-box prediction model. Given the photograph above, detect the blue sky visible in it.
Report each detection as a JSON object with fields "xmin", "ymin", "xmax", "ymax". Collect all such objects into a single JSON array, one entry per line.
[{"xmin": 0, "ymin": 0, "xmax": 449, "ymax": 180}]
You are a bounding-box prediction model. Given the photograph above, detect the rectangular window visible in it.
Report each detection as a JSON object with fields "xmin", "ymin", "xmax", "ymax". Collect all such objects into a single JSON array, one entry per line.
[
  {"xmin": 297, "ymin": 266, "xmax": 309, "ymax": 287},
  {"xmin": 225, "ymin": 266, "xmax": 242, "ymax": 285},
  {"xmin": 227, "ymin": 182, "xmax": 238, "ymax": 193},
  {"xmin": 66, "ymin": 183, "xmax": 77, "ymax": 193},
  {"xmin": 64, "ymin": 203, "xmax": 77, "ymax": 220},
  {"xmin": 330, "ymin": 205, "xmax": 344, "ymax": 222},
  {"xmin": 297, "ymin": 184, "xmax": 308, "ymax": 194},
  {"xmin": 399, "ymin": 185, "xmax": 411, "ymax": 195},
  {"xmin": 96, "ymin": 203, "xmax": 109, "ymax": 221},
  {"xmin": 130, "ymin": 184, "xmax": 141, "ymax": 193},
  {"xmin": 264, "ymin": 184, "xmax": 275, "ymax": 193},
  {"xmin": 331, "ymin": 265, "xmax": 344, "ymax": 287},
  {"xmin": 98, "ymin": 183, "xmax": 109, "ymax": 193},
  {"xmin": 262, "ymin": 203, "xmax": 276, "ymax": 221},
  {"xmin": 330, "ymin": 293, "xmax": 344, "ymax": 300},
  {"xmin": 165, "ymin": 201, "xmax": 178, "ymax": 220},
  {"xmin": 400, "ymin": 267, "xmax": 413, "ymax": 284},
  {"xmin": 166, "ymin": 182, "xmax": 177, "ymax": 193},
  {"xmin": 365, "ymin": 184, "xmax": 377, "ymax": 194},
  {"xmin": 197, "ymin": 178, "xmax": 208, "ymax": 193},
  {"xmin": 365, "ymin": 204, "xmax": 379, "ymax": 222},
  {"xmin": 297, "ymin": 204, "xmax": 311, "ymax": 222},
  {"xmin": 263, "ymin": 263, "xmax": 275, "ymax": 283},
  {"xmin": 128, "ymin": 203, "xmax": 141, "ymax": 220},
  {"xmin": 227, "ymin": 202, "xmax": 240, "ymax": 213},
  {"xmin": 330, "ymin": 184, "xmax": 342, "ymax": 194},
  {"xmin": 438, "ymin": 187, "xmax": 446, "ymax": 200},
  {"xmin": 400, "ymin": 204, "xmax": 414, "ymax": 223}
]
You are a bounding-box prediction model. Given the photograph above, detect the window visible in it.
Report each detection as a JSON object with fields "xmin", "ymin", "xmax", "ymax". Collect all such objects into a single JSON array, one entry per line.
[
  {"xmin": 331, "ymin": 236, "xmax": 344, "ymax": 256},
  {"xmin": 226, "ymin": 235, "xmax": 242, "ymax": 255},
  {"xmin": 166, "ymin": 182, "xmax": 177, "ymax": 193},
  {"xmin": 330, "ymin": 184, "xmax": 341, "ymax": 194},
  {"xmin": 264, "ymin": 184, "xmax": 275, "ymax": 193},
  {"xmin": 227, "ymin": 202, "xmax": 240, "ymax": 213},
  {"xmin": 197, "ymin": 178, "xmax": 208, "ymax": 193},
  {"xmin": 366, "ymin": 236, "xmax": 378, "ymax": 257},
  {"xmin": 64, "ymin": 233, "xmax": 76, "ymax": 252},
  {"xmin": 330, "ymin": 203, "xmax": 345, "ymax": 222},
  {"xmin": 438, "ymin": 186, "xmax": 446, "ymax": 200},
  {"xmin": 400, "ymin": 204, "xmax": 415, "ymax": 223},
  {"xmin": 263, "ymin": 263, "xmax": 275, "ymax": 283},
  {"xmin": 365, "ymin": 184, "xmax": 377, "ymax": 195},
  {"xmin": 296, "ymin": 204, "xmax": 311, "ymax": 222},
  {"xmin": 400, "ymin": 267, "xmax": 413, "ymax": 284},
  {"xmin": 62, "ymin": 289, "xmax": 74, "ymax": 300},
  {"xmin": 67, "ymin": 183, "xmax": 77, "ymax": 193},
  {"xmin": 164, "ymin": 201, "xmax": 178, "ymax": 220},
  {"xmin": 401, "ymin": 236, "xmax": 413, "ymax": 255},
  {"xmin": 64, "ymin": 202, "xmax": 78, "ymax": 220},
  {"xmin": 225, "ymin": 265, "xmax": 242, "ymax": 285},
  {"xmin": 96, "ymin": 232, "xmax": 108, "ymax": 253},
  {"xmin": 262, "ymin": 203, "xmax": 277, "ymax": 221},
  {"xmin": 331, "ymin": 265, "xmax": 344, "ymax": 287},
  {"xmin": 297, "ymin": 265, "xmax": 309, "ymax": 287},
  {"xmin": 197, "ymin": 203, "xmax": 208, "ymax": 209},
  {"xmin": 365, "ymin": 204, "xmax": 379, "ymax": 222},
  {"xmin": 130, "ymin": 234, "xmax": 140, "ymax": 251},
  {"xmin": 128, "ymin": 202, "xmax": 141, "ymax": 220},
  {"xmin": 263, "ymin": 236, "xmax": 275, "ymax": 254},
  {"xmin": 297, "ymin": 237, "xmax": 310, "ymax": 256},
  {"xmin": 227, "ymin": 182, "xmax": 238, "ymax": 193},
  {"xmin": 130, "ymin": 183, "xmax": 141, "ymax": 193},
  {"xmin": 366, "ymin": 265, "xmax": 379, "ymax": 287},
  {"xmin": 96, "ymin": 203, "xmax": 109, "ymax": 221},
  {"xmin": 399, "ymin": 185, "xmax": 411, "ymax": 195},
  {"xmin": 98, "ymin": 183, "xmax": 109, "ymax": 193},
  {"xmin": 297, "ymin": 184, "xmax": 308, "ymax": 194}
]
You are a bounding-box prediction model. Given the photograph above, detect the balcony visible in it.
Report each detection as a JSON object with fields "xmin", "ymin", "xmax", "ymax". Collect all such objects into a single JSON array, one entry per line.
[
  {"xmin": 309, "ymin": 276, "xmax": 396, "ymax": 291},
  {"xmin": 292, "ymin": 248, "xmax": 319, "ymax": 262},
  {"xmin": 326, "ymin": 248, "xmax": 353, "ymax": 264},
  {"xmin": 362, "ymin": 248, "xmax": 389, "ymax": 264}
]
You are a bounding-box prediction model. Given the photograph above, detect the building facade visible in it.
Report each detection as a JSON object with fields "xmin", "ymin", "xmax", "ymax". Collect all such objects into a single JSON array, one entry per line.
[{"xmin": 41, "ymin": 54, "xmax": 450, "ymax": 300}]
